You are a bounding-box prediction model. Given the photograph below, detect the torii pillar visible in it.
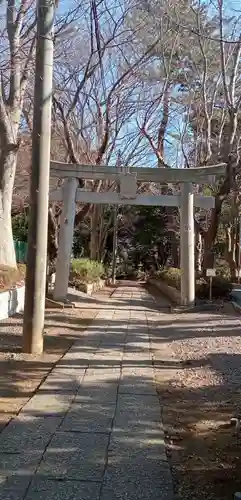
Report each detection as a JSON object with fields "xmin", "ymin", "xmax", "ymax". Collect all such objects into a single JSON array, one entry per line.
[
  {"xmin": 180, "ymin": 182, "xmax": 195, "ymax": 307},
  {"xmin": 53, "ymin": 177, "xmax": 78, "ymax": 301}
]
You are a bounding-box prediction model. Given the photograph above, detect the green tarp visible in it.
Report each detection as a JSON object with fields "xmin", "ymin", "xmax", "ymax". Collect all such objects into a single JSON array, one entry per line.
[{"xmin": 14, "ymin": 240, "xmax": 27, "ymax": 263}]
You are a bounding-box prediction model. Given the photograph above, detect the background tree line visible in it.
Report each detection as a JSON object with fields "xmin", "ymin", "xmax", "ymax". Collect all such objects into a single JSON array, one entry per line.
[{"xmin": 1, "ymin": 0, "xmax": 241, "ymax": 280}]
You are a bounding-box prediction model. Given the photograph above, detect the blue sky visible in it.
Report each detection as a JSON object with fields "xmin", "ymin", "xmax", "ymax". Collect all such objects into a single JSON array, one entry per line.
[
  {"xmin": 39, "ymin": 0, "xmax": 241, "ymax": 168},
  {"xmin": 9, "ymin": 0, "xmax": 240, "ymax": 169}
]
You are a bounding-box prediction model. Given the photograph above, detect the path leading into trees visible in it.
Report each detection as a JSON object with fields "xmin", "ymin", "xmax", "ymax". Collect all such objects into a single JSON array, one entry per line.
[{"xmin": 0, "ymin": 282, "xmax": 174, "ymax": 500}]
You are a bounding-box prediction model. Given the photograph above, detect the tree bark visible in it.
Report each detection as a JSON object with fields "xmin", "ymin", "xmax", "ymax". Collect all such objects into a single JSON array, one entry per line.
[
  {"xmin": 202, "ymin": 169, "xmax": 231, "ymax": 272},
  {"xmin": 157, "ymin": 86, "xmax": 169, "ymax": 167},
  {"xmin": 170, "ymin": 235, "xmax": 179, "ymax": 268},
  {"xmin": 90, "ymin": 206, "xmax": 99, "ymax": 260},
  {"xmin": 47, "ymin": 207, "xmax": 58, "ymax": 270},
  {"xmin": 195, "ymin": 231, "xmax": 202, "ymax": 274},
  {"xmin": 225, "ymin": 225, "xmax": 237, "ymax": 281},
  {"xmin": 0, "ymin": 149, "xmax": 18, "ymax": 268}
]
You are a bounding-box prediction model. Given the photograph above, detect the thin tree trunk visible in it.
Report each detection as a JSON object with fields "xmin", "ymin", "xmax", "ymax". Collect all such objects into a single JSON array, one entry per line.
[
  {"xmin": 171, "ymin": 236, "xmax": 179, "ymax": 268},
  {"xmin": 202, "ymin": 181, "xmax": 229, "ymax": 271},
  {"xmin": 195, "ymin": 231, "xmax": 202, "ymax": 274},
  {"xmin": 157, "ymin": 86, "xmax": 169, "ymax": 167},
  {"xmin": 201, "ymin": 162, "xmax": 232, "ymax": 273},
  {"xmin": 225, "ymin": 225, "xmax": 237, "ymax": 281},
  {"xmin": 0, "ymin": 149, "xmax": 18, "ymax": 268},
  {"xmin": 90, "ymin": 206, "xmax": 99, "ymax": 260},
  {"xmin": 47, "ymin": 207, "xmax": 58, "ymax": 269}
]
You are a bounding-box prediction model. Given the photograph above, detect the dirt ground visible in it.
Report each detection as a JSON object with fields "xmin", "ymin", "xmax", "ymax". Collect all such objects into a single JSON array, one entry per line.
[
  {"xmin": 151, "ymin": 301, "xmax": 241, "ymax": 500},
  {"xmin": 0, "ymin": 286, "xmax": 113, "ymax": 431}
]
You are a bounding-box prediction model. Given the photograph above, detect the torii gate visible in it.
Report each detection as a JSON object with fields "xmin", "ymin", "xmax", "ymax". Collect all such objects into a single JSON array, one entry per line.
[{"xmin": 49, "ymin": 161, "xmax": 226, "ymax": 307}]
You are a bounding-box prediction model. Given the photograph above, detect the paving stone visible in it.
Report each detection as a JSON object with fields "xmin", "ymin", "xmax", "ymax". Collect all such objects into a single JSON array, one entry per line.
[
  {"xmin": 100, "ymin": 431, "xmax": 172, "ymax": 500},
  {"xmin": 22, "ymin": 393, "xmax": 73, "ymax": 417},
  {"xmin": 119, "ymin": 366, "xmax": 156, "ymax": 395},
  {"xmin": 121, "ymin": 365, "xmax": 154, "ymax": 376},
  {"xmin": 56, "ymin": 360, "xmax": 89, "ymax": 372},
  {"xmin": 0, "ymin": 475, "xmax": 31, "ymax": 500},
  {"xmin": 81, "ymin": 368, "xmax": 120, "ymax": 396},
  {"xmin": 84, "ymin": 367, "xmax": 120, "ymax": 380},
  {"xmin": 39, "ymin": 369, "xmax": 85, "ymax": 394},
  {"xmin": 124, "ymin": 337, "xmax": 150, "ymax": 347},
  {"xmin": 95, "ymin": 313, "xmax": 114, "ymax": 321},
  {"xmin": 126, "ymin": 332, "xmax": 149, "ymax": 340},
  {"xmin": 25, "ymin": 478, "xmax": 101, "ymax": 500},
  {"xmin": 114, "ymin": 394, "xmax": 160, "ymax": 433},
  {"xmin": 0, "ymin": 452, "xmax": 41, "ymax": 476},
  {"xmin": 92, "ymin": 349, "xmax": 122, "ymax": 359},
  {"xmin": 98, "ymin": 341, "xmax": 125, "ymax": 348},
  {"xmin": 51, "ymin": 366, "xmax": 87, "ymax": 378},
  {"xmin": 37, "ymin": 432, "xmax": 109, "ymax": 480},
  {"xmin": 60, "ymin": 351, "xmax": 92, "ymax": 365},
  {"xmin": 61, "ymin": 344, "xmax": 98, "ymax": 361},
  {"xmin": 0, "ymin": 415, "xmax": 62, "ymax": 453},
  {"xmin": 74, "ymin": 385, "xmax": 118, "ymax": 405},
  {"xmin": 60, "ymin": 402, "xmax": 115, "ymax": 433},
  {"xmin": 125, "ymin": 332, "xmax": 145, "ymax": 341},
  {"xmin": 88, "ymin": 362, "xmax": 121, "ymax": 370},
  {"xmin": 101, "ymin": 465, "xmax": 173, "ymax": 500},
  {"xmin": 109, "ymin": 428, "xmax": 167, "ymax": 457},
  {"xmin": 89, "ymin": 350, "xmax": 122, "ymax": 367},
  {"xmin": 122, "ymin": 350, "xmax": 152, "ymax": 364}
]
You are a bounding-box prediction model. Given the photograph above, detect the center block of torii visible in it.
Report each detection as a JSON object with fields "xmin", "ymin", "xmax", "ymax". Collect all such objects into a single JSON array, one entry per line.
[{"xmin": 119, "ymin": 173, "xmax": 137, "ymax": 200}]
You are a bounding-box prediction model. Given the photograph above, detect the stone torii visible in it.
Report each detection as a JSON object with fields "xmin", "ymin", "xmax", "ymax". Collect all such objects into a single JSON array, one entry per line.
[{"xmin": 49, "ymin": 162, "xmax": 226, "ymax": 307}]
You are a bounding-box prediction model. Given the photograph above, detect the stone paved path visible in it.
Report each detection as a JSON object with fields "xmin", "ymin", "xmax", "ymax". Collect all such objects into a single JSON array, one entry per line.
[{"xmin": 0, "ymin": 283, "xmax": 173, "ymax": 500}]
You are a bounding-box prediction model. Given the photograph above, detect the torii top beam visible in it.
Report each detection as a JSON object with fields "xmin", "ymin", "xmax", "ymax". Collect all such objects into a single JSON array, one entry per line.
[{"xmin": 50, "ymin": 162, "xmax": 226, "ymax": 184}]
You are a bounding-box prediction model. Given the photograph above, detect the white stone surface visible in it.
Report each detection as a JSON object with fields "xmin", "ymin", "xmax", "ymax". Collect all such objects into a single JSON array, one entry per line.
[
  {"xmin": 180, "ymin": 182, "xmax": 195, "ymax": 307},
  {"xmin": 50, "ymin": 161, "xmax": 226, "ymax": 183},
  {"xmin": 50, "ymin": 189, "xmax": 215, "ymax": 209},
  {"xmin": 54, "ymin": 178, "xmax": 78, "ymax": 301},
  {"xmin": 0, "ymin": 285, "xmax": 25, "ymax": 320}
]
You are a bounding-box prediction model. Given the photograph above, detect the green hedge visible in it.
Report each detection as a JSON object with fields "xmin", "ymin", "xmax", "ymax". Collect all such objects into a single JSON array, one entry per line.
[
  {"xmin": 71, "ymin": 259, "xmax": 104, "ymax": 284},
  {"xmin": 156, "ymin": 267, "xmax": 181, "ymax": 290},
  {"xmin": 196, "ymin": 276, "xmax": 232, "ymax": 299},
  {"xmin": 155, "ymin": 267, "xmax": 232, "ymax": 299}
]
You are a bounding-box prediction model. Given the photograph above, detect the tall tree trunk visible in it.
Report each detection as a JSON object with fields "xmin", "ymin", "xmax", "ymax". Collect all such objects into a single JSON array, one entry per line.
[
  {"xmin": 157, "ymin": 86, "xmax": 169, "ymax": 168},
  {"xmin": 90, "ymin": 206, "xmax": 99, "ymax": 260},
  {"xmin": 203, "ymin": 203, "xmax": 221, "ymax": 270},
  {"xmin": 225, "ymin": 225, "xmax": 237, "ymax": 281},
  {"xmin": 171, "ymin": 235, "xmax": 179, "ymax": 268},
  {"xmin": 202, "ymin": 171, "xmax": 231, "ymax": 272},
  {"xmin": 0, "ymin": 149, "xmax": 18, "ymax": 268},
  {"xmin": 195, "ymin": 231, "xmax": 202, "ymax": 274},
  {"xmin": 47, "ymin": 207, "xmax": 58, "ymax": 270}
]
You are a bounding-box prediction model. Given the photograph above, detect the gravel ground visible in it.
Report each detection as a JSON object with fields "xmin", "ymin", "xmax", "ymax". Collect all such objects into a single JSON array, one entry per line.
[{"xmin": 151, "ymin": 304, "xmax": 241, "ymax": 500}]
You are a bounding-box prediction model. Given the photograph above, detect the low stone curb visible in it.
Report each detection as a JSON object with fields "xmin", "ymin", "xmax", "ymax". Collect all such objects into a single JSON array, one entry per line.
[
  {"xmin": 45, "ymin": 297, "xmax": 75, "ymax": 309},
  {"xmin": 231, "ymin": 300, "xmax": 241, "ymax": 314},
  {"xmin": 0, "ymin": 285, "xmax": 25, "ymax": 320},
  {"xmin": 71, "ymin": 279, "xmax": 105, "ymax": 296},
  {"xmin": 148, "ymin": 278, "xmax": 225, "ymax": 313},
  {"xmin": 171, "ymin": 302, "xmax": 224, "ymax": 313},
  {"xmin": 147, "ymin": 278, "xmax": 181, "ymax": 305}
]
